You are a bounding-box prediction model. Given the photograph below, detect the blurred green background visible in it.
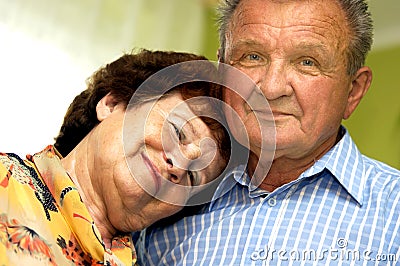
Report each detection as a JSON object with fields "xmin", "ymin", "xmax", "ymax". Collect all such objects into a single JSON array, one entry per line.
[
  {"xmin": 344, "ymin": 46, "xmax": 400, "ymax": 169},
  {"xmin": 0, "ymin": 0, "xmax": 399, "ymax": 168}
]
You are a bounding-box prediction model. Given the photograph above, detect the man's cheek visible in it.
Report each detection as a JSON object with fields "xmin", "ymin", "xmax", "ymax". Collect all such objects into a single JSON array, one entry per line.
[{"xmin": 220, "ymin": 63, "xmax": 257, "ymax": 101}]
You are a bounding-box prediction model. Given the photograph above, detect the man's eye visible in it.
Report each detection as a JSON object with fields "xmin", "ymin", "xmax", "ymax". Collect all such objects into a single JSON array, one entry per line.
[
  {"xmin": 235, "ymin": 53, "xmax": 266, "ymax": 67},
  {"xmin": 301, "ymin": 59, "xmax": 315, "ymax": 67},
  {"xmin": 246, "ymin": 54, "xmax": 261, "ymax": 61}
]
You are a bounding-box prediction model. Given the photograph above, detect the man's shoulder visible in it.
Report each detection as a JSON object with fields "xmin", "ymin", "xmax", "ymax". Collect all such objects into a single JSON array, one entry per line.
[
  {"xmin": 340, "ymin": 128, "xmax": 399, "ymax": 177},
  {"xmin": 361, "ymin": 154, "xmax": 400, "ymax": 177},
  {"xmin": 361, "ymin": 155, "xmax": 400, "ymax": 191},
  {"xmin": 360, "ymin": 155, "xmax": 400, "ymax": 214},
  {"xmin": 328, "ymin": 129, "xmax": 400, "ymax": 189}
]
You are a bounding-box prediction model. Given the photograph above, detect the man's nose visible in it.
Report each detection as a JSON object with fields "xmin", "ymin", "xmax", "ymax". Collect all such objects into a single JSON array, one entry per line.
[{"xmin": 257, "ymin": 61, "xmax": 293, "ymax": 101}]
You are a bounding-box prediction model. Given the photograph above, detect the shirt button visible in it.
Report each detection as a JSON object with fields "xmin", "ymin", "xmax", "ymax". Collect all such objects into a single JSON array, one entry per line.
[{"xmin": 267, "ymin": 196, "xmax": 277, "ymax": 207}]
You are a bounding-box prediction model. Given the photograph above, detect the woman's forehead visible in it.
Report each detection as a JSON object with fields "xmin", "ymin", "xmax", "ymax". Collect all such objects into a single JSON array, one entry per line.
[{"xmin": 153, "ymin": 94, "xmax": 216, "ymax": 120}]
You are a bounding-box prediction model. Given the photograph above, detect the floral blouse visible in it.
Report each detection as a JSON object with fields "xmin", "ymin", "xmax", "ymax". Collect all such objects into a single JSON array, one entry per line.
[{"xmin": 0, "ymin": 145, "xmax": 137, "ymax": 265}]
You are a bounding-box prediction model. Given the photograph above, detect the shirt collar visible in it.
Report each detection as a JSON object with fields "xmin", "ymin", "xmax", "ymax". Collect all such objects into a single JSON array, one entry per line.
[
  {"xmin": 211, "ymin": 164, "xmax": 247, "ymax": 202},
  {"xmin": 313, "ymin": 127, "xmax": 365, "ymax": 206},
  {"xmin": 212, "ymin": 126, "xmax": 366, "ymax": 206}
]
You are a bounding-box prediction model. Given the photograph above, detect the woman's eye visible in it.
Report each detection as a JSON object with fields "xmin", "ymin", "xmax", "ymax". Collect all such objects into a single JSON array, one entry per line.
[
  {"xmin": 172, "ymin": 124, "xmax": 184, "ymax": 141},
  {"xmin": 188, "ymin": 170, "xmax": 199, "ymax": 186}
]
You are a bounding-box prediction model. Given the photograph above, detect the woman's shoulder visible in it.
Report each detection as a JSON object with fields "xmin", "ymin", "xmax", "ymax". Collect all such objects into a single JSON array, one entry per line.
[{"xmin": 0, "ymin": 152, "xmax": 34, "ymax": 187}]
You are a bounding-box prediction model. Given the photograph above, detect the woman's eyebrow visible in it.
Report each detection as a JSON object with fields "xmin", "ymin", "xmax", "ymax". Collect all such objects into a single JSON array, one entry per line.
[{"xmin": 175, "ymin": 114, "xmax": 199, "ymax": 138}]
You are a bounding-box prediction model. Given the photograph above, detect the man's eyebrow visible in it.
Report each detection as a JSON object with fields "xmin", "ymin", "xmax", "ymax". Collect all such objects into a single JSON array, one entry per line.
[
  {"xmin": 231, "ymin": 39, "xmax": 264, "ymax": 50},
  {"xmin": 295, "ymin": 42, "xmax": 329, "ymax": 54},
  {"xmin": 231, "ymin": 40, "xmax": 330, "ymax": 54}
]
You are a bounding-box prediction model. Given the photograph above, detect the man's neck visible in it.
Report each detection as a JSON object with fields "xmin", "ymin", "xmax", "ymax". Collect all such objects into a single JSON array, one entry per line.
[
  {"xmin": 249, "ymin": 130, "xmax": 343, "ymax": 192},
  {"xmin": 249, "ymin": 156, "xmax": 316, "ymax": 192}
]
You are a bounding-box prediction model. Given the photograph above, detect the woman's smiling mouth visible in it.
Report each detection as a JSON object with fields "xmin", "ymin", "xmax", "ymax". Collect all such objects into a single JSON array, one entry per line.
[{"xmin": 141, "ymin": 152, "xmax": 162, "ymax": 194}]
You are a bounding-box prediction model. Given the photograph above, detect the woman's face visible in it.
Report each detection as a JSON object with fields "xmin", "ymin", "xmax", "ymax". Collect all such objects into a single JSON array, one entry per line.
[{"xmin": 88, "ymin": 92, "xmax": 226, "ymax": 232}]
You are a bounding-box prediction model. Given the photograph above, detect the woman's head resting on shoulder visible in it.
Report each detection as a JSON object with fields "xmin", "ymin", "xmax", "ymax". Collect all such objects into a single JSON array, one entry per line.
[{"xmin": 56, "ymin": 49, "xmax": 231, "ymax": 238}]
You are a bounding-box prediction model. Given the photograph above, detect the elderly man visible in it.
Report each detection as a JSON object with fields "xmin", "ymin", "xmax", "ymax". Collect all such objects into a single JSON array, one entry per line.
[{"xmin": 135, "ymin": 0, "xmax": 400, "ymax": 264}]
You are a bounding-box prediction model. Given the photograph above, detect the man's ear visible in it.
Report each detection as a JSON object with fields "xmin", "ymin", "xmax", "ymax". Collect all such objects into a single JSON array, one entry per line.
[
  {"xmin": 96, "ymin": 92, "xmax": 118, "ymax": 121},
  {"xmin": 343, "ymin": 66, "xmax": 372, "ymax": 120}
]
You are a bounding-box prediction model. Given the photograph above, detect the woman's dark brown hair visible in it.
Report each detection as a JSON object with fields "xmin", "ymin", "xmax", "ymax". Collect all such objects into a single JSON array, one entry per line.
[{"xmin": 54, "ymin": 49, "xmax": 230, "ymax": 166}]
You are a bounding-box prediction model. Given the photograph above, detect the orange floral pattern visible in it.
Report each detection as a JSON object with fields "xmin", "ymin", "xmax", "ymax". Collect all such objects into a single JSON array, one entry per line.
[{"xmin": 0, "ymin": 146, "xmax": 137, "ymax": 265}]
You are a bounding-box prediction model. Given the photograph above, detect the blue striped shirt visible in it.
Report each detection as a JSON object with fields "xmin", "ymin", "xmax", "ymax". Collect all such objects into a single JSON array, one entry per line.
[{"xmin": 135, "ymin": 129, "xmax": 400, "ymax": 265}]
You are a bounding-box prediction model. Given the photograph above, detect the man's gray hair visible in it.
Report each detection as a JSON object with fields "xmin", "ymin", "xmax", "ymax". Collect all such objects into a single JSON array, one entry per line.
[{"xmin": 216, "ymin": 0, "xmax": 373, "ymax": 75}]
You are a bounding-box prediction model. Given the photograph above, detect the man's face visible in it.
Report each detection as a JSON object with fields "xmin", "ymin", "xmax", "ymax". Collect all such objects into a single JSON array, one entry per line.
[{"xmin": 223, "ymin": 0, "xmax": 354, "ymax": 161}]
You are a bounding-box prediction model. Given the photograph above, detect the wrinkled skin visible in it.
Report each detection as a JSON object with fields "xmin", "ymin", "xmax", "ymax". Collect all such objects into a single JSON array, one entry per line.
[{"xmin": 222, "ymin": 0, "xmax": 372, "ymax": 191}]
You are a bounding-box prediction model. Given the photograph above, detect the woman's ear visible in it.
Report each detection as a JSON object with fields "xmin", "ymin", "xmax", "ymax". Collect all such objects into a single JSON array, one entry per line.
[
  {"xmin": 96, "ymin": 92, "xmax": 118, "ymax": 121},
  {"xmin": 343, "ymin": 66, "xmax": 372, "ymax": 120}
]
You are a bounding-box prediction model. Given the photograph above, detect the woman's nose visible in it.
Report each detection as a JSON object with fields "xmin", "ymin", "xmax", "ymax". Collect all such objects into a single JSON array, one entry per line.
[
  {"xmin": 183, "ymin": 143, "xmax": 201, "ymax": 161},
  {"xmin": 164, "ymin": 144, "xmax": 200, "ymax": 184},
  {"xmin": 165, "ymin": 155, "xmax": 187, "ymax": 184}
]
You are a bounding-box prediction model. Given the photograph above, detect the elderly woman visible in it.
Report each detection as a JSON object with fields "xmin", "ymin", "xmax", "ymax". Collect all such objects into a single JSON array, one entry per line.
[{"xmin": 0, "ymin": 49, "xmax": 230, "ymax": 265}]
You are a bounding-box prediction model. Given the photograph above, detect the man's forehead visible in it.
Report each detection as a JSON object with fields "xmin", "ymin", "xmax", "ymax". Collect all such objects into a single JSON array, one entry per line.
[{"xmin": 232, "ymin": 0, "xmax": 345, "ymax": 27}]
